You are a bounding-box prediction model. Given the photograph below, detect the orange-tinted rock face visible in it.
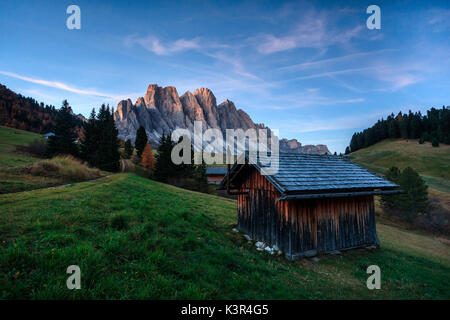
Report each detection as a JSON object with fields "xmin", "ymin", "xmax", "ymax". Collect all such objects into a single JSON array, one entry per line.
[{"xmin": 113, "ymin": 84, "xmax": 330, "ymax": 154}]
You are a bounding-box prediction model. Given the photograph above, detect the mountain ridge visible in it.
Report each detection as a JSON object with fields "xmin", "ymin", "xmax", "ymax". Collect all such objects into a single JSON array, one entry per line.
[{"xmin": 114, "ymin": 84, "xmax": 330, "ymax": 154}]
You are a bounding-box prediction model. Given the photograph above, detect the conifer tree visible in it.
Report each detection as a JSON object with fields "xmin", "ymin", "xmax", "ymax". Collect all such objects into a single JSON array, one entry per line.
[
  {"xmin": 396, "ymin": 167, "xmax": 428, "ymax": 220},
  {"xmin": 345, "ymin": 146, "xmax": 350, "ymax": 154},
  {"xmin": 381, "ymin": 167, "xmax": 401, "ymax": 210},
  {"xmin": 154, "ymin": 133, "xmax": 171, "ymax": 181},
  {"xmin": 195, "ymin": 160, "xmax": 208, "ymax": 193},
  {"xmin": 124, "ymin": 139, "xmax": 133, "ymax": 159},
  {"xmin": 135, "ymin": 126, "xmax": 148, "ymax": 158},
  {"xmin": 46, "ymin": 100, "xmax": 78, "ymax": 157},
  {"xmin": 80, "ymin": 104, "xmax": 120, "ymax": 172},
  {"xmin": 381, "ymin": 166, "xmax": 428, "ymax": 221},
  {"xmin": 80, "ymin": 108, "xmax": 99, "ymax": 166}
]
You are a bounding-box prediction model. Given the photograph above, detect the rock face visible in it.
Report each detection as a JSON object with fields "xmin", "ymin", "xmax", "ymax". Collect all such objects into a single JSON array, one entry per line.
[
  {"xmin": 114, "ymin": 84, "xmax": 330, "ymax": 154},
  {"xmin": 279, "ymin": 138, "xmax": 330, "ymax": 154}
]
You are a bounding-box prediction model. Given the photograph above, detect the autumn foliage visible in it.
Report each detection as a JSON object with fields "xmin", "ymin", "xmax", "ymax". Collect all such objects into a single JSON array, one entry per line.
[{"xmin": 140, "ymin": 143, "xmax": 155, "ymax": 171}]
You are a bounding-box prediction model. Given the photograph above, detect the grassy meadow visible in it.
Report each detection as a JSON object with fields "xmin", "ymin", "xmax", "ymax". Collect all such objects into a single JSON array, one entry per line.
[
  {"xmin": 0, "ymin": 126, "xmax": 103, "ymax": 194},
  {"xmin": 351, "ymin": 139, "xmax": 450, "ymax": 212},
  {"xmin": 0, "ymin": 173, "xmax": 449, "ymax": 299},
  {"xmin": 0, "ymin": 129, "xmax": 449, "ymax": 299}
]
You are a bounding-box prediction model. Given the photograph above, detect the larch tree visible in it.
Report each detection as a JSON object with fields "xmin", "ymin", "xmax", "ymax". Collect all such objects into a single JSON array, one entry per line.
[{"xmin": 140, "ymin": 143, "xmax": 155, "ymax": 171}]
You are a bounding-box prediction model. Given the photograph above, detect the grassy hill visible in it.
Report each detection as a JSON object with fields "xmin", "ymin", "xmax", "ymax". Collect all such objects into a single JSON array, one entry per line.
[
  {"xmin": 0, "ymin": 126, "xmax": 103, "ymax": 194},
  {"xmin": 0, "ymin": 126, "xmax": 43, "ymax": 167},
  {"xmin": 350, "ymin": 139, "xmax": 450, "ymax": 211},
  {"xmin": 1, "ymin": 173, "xmax": 449, "ymax": 299}
]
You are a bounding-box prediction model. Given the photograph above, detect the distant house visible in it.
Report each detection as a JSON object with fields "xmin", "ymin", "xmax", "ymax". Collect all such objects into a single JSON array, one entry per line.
[
  {"xmin": 205, "ymin": 167, "xmax": 228, "ymax": 185},
  {"xmin": 43, "ymin": 132, "xmax": 55, "ymax": 139},
  {"xmin": 221, "ymin": 152, "xmax": 400, "ymax": 260}
]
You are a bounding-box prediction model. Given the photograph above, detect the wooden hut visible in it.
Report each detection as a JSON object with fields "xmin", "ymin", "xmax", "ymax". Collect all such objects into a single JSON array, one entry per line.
[
  {"xmin": 221, "ymin": 153, "xmax": 400, "ymax": 260},
  {"xmin": 205, "ymin": 167, "xmax": 228, "ymax": 185}
]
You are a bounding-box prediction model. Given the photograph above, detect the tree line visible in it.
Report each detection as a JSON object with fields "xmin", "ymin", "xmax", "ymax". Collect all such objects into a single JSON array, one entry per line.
[
  {"xmin": 46, "ymin": 100, "xmax": 121, "ymax": 172},
  {"xmin": 46, "ymin": 103, "xmax": 208, "ymax": 192},
  {"xmin": 346, "ymin": 106, "xmax": 450, "ymax": 153},
  {"xmin": 123, "ymin": 126, "xmax": 208, "ymax": 193},
  {"xmin": 0, "ymin": 83, "xmax": 83, "ymax": 134}
]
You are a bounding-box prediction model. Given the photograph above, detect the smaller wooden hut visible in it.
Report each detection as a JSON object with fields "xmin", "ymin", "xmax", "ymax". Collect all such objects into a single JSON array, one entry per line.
[
  {"xmin": 221, "ymin": 153, "xmax": 400, "ymax": 259},
  {"xmin": 205, "ymin": 168, "xmax": 228, "ymax": 185}
]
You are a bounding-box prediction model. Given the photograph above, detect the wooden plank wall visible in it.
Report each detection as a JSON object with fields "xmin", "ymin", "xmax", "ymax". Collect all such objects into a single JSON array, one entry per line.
[{"xmin": 237, "ymin": 167, "xmax": 378, "ymax": 257}]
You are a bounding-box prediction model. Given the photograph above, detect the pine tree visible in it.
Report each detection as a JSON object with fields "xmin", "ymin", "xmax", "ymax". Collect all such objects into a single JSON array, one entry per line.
[
  {"xmin": 396, "ymin": 167, "xmax": 428, "ymax": 220},
  {"xmin": 388, "ymin": 117, "xmax": 398, "ymax": 138},
  {"xmin": 399, "ymin": 114, "xmax": 409, "ymax": 139},
  {"xmin": 106, "ymin": 107, "xmax": 121, "ymax": 172},
  {"xmin": 135, "ymin": 126, "xmax": 148, "ymax": 158},
  {"xmin": 140, "ymin": 143, "xmax": 155, "ymax": 170},
  {"xmin": 124, "ymin": 139, "xmax": 133, "ymax": 159},
  {"xmin": 195, "ymin": 160, "xmax": 209, "ymax": 193},
  {"xmin": 80, "ymin": 105, "xmax": 120, "ymax": 172},
  {"xmin": 381, "ymin": 166, "xmax": 428, "ymax": 221},
  {"xmin": 154, "ymin": 133, "xmax": 176, "ymax": 182},
  {"xmin": 381, "ymin": 167, "xmax": 401, "ymax": 210},
  {"xmin": 46, "ymin": 100, "xmax": 78, "ymax": 157},
  {"xmin": 80, "ymin": 108, "xmax": 99, "ymax": 166}
]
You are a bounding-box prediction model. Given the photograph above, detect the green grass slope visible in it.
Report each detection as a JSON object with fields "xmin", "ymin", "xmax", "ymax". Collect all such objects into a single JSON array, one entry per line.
[
  {"xmin": 1, "ymin": 173, "xmax": 449, "ymax": 299},
  {"xmin": 0, "ymin": 126, "xmax": 104, "ymax": 194},
  {"xmin": 0, "ymin": 126, "xmax": 43, "ymax": 169},
  {"xmin": 350, "ymin": 139, "xmax": 450, "ymax": 212},
  {"xmin": 350, "ymin": 139, "xmax": 450, "ymax": 191}
]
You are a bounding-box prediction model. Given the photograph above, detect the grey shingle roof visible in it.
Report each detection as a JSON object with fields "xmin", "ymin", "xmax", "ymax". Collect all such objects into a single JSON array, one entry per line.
[{"xmin": 225, "ymin": 152, "xmax": 398, "ymax": 195}]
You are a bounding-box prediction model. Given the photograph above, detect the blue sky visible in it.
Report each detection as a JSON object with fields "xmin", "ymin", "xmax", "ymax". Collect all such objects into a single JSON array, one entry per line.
[{"xmin": 0, "ymin": 0, "xmax": 449, "ymax": 153}]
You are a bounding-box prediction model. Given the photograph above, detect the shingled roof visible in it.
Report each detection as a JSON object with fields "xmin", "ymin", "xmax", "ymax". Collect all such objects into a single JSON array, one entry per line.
[{"xmin": 222, "ymin": 152, "xmax": 400, "ymax": 199}]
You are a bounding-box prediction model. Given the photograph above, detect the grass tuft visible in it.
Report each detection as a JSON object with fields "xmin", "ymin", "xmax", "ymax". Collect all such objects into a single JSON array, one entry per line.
[{"xmin": 26, "ymin": 156, "xmax": 102, "ymax": 181}]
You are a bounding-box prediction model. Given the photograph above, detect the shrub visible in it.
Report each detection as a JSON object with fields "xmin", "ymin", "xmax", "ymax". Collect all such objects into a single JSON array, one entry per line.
[
  {"xmin": 27, "ymin": 155, "xmax": 102, "ymax": 181},
  {"xmin": 444, "ymin": 135, "xmax": 450, "ymax": 145},
  {"xmin": 382, "ymin": 166, "xmax": 428, "ymax": 221},
  {"xmin": 418, "ymin": 137, "xmax": 424, "ymax": 144},
  {"xmin": 422, "ymin": 132, "xmax": 431, "ymax": 142},
  {"xmin": 431, "ymin": 137, "xmax": 439, "ymax": 147},
  {"xmin": 16, "ymin": 139, "xmax": 47, "ymax": 158}
]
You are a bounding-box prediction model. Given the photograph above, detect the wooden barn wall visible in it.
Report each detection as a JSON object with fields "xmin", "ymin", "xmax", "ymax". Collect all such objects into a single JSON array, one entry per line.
[{"xmin": 237, "ymin": 168, "xmax": 378, "ymax": 257}]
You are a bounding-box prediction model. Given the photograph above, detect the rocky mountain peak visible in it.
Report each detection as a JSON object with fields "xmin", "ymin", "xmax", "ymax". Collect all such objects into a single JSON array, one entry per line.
[
  {"xmin": 116, "ymin": 99, "xmax": 133, "ymax": 121},
  {"xmin": 113, "ymin": 83, "xmax": 330, "ymax": 154},
  {"xmin": 193, "ymin": 87, "xmax": 218, "ymax": 128}
]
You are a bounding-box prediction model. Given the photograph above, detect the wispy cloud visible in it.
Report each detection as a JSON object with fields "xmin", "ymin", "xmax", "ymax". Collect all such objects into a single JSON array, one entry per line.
[
  {"xmin": 426, "ymin": 8, "xmax": 450, "ymax": 32},
  {"xmin": 255, "ymin": 11, "xmax": 363, "ymax": 54},
  {"xmin": 278, "ymin": 49, "xmax": 396, "ymax": 71},
  {"xmin": 124, "ymin": 35, "xmax": 201, "ymax": 55},
  {"xmin": 0, "ymin": 70, "xmax": 129, "ymax": 101},
  {"xmin": 204, "ymin": 51, "xmax": 260, "ymax": 80},
  {"xmin": 375, "ymin": 72, "xmax": 422, "ymax": 91},
  {"xmin": 260, "ymin": 88, "xmax": 365, "ymax": 110},
  {"xmin": 286, "ymin": 67, "xmax": 374, "ymax": 82}
]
